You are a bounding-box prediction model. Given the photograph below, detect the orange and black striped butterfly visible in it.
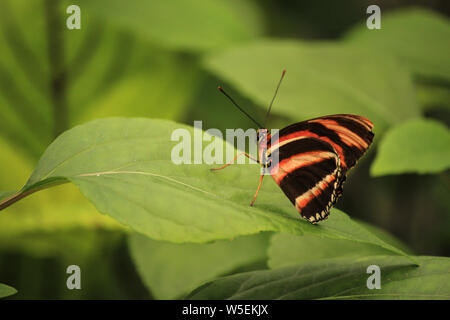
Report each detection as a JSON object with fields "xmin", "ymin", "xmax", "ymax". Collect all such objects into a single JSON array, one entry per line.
[{"xmin": 213, "ymin": 70, "xmax": 374, "ymax": 224}]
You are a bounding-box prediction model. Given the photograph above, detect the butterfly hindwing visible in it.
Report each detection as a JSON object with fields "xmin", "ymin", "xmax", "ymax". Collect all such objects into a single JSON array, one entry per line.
[{"xmin": 267, "ymin": 136, "xmax": 344, "ymax": 223}]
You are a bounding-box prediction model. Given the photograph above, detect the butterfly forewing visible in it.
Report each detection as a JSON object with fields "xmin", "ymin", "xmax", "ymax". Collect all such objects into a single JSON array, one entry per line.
[
  {"xmin": 274, "ymin": 114, "xmax": 374, "ymax": 173},
  {"xmin": 265, "ymin": 114, "xmax": 374, "ymax": 223}
]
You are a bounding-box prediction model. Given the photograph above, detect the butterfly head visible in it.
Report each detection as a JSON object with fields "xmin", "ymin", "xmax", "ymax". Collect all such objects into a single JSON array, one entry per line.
[
  {"xmin": 257, "ymin": 128, "xmax": 270, "ymax": 166},
  {"xmin": 257, "ymin": 128, "xmax": 268, "ymax": 144}
]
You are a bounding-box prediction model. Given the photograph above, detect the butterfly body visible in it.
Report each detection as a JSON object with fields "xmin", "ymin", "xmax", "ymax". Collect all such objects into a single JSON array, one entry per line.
[
  {"xmin": 257, "ymin": 114, "xmax": 374, "ymax": 224},
  {"xmin": 215, "ymin": 71, "xmax": 374, "ymax": 224}
]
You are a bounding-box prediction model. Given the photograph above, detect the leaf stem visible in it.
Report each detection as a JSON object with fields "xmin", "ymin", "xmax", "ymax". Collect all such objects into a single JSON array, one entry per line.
[{"xmin": 0, "ymin": 178, "xmax": 68, "ymax": 211}]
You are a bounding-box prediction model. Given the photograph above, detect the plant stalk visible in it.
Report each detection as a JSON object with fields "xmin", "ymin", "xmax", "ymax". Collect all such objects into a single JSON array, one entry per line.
[{"xmin": 44, "ymin": 0, "xmax": 68, "ymax": 138}]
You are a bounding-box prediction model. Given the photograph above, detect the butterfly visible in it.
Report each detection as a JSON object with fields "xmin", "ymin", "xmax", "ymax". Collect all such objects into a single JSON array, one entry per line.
[{"xmin": 212, "ymin": 70, "xmax": 374, "ymax": 224}]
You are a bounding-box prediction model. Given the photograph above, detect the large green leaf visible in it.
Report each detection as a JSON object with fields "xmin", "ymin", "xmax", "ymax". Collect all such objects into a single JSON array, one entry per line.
[
  {"xmin": 0, "ymin": 283, "xmax": 17, "ymax": 298},
  {"xmin": 77, "ymin": 0, "xmax": 262, "ymax": 52},
  {"xmin": 345, "ymin": 8, "xmax": 450, "ymax": 81},
  {"xmin": 268, "ymin": 223, "xmax": 413, "ymax": 269},
  {"xmin": 371, "ymin": 118, "xmax": 450, "ymax": 176},
  {"xmin": 268, "ymin": 233, "xmax": 403, "ymax": 269},
  {"xmin": 0, "ymin": 118, "xmax": 408, "ymax": 257},
  {"xmin": 204, "ymin": 40, "xmax": 419, "ymax": 132},
  {"xmin": 355, "ymin": 220, "xmax": 414, "ymax": 255},
  {"xmin": 129, "ymin": 232, "xmax": 270, "ymax": 299},
  {"xmin": 188, "ymin": 256, "xmax": 450, "ymax": 300}
]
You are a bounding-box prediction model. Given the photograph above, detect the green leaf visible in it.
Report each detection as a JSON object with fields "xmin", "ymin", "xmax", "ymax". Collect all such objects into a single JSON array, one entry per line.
[
  {"xmin": 0, "ymin": 118, "xmax": 408, "ymax": 258},
  {"xmin": 0, "ymin": 283, "xmax": 17, "ymax": 298},
  {"xmin": 77, "ymin": 0, "xmax": 262, "ymax": 52},
  {"xmin": 371, "ymin": 118, "xmax": 450, "ymax": 176},
  {"xmin": 188, "ymin": 256, "xmax": 450, "ymax": 300},
  {"xmin": 345, "ymin": 8, "xmax": 450, "ymax": 81},
  {"xmin": 355, "ymin": 220, "xmax": 414, "ymax": 255},
  {"xmin": 129, "ymin": 232, "xmax": 270, "ymax": 299},
  {"xmin": 204, "ymin": 39, "xmax": 419, "ymax": 132},
  {"xmin": 268, "ymin": 233, "xmax": 401, "ymax": 269},
  {"xmin": 267, "ymin": 222, "xmax": 413, "ymax": 269}
]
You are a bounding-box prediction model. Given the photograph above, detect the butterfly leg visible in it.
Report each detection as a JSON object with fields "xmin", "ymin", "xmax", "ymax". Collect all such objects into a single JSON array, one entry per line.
[
  {"xmin": 250, "ymin": 174, "xmax": 264, "ymax": 206},
  {"xmin": 210, "ymin": 152, "xmax": 258, "ymax": 171}
]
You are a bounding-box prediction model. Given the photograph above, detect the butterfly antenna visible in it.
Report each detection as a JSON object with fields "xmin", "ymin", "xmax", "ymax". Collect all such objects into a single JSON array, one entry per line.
[
  {"xmin": 263, "ymin": 69, "xmax": 286, "ymax": 127},
  {"xmin": 218, "ymin": 86, "xmax": 263, "ymax": 128}
]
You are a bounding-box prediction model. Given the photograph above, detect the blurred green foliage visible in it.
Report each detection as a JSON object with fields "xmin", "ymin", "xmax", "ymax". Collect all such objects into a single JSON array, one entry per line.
[
  {"xmin": 204, "ymin": 40, "xmax": 419, "ymax": 133},
  {"xmin": 0, "ymin": 0, "xmax": 449, "ymax": 299},
  {"xmin": 371, "ymin": 118, "xmax": 450, "ymax": 175},
  {"xmin": 345, "ymin": 8, "xmax": 450, "ymax": 81}
]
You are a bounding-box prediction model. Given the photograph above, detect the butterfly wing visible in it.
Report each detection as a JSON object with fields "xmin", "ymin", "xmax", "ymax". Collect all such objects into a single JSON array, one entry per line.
[
  {"xmin": 268, "ymin": 136, "xmax": 344, "ymax": 223},
  {"xmin": 274, "ymin": 114, "xmax": 374, "ymax": 173},
  {"xmin": 266, "ymin": 114, "xmax": 374, "ymax": 223}
]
